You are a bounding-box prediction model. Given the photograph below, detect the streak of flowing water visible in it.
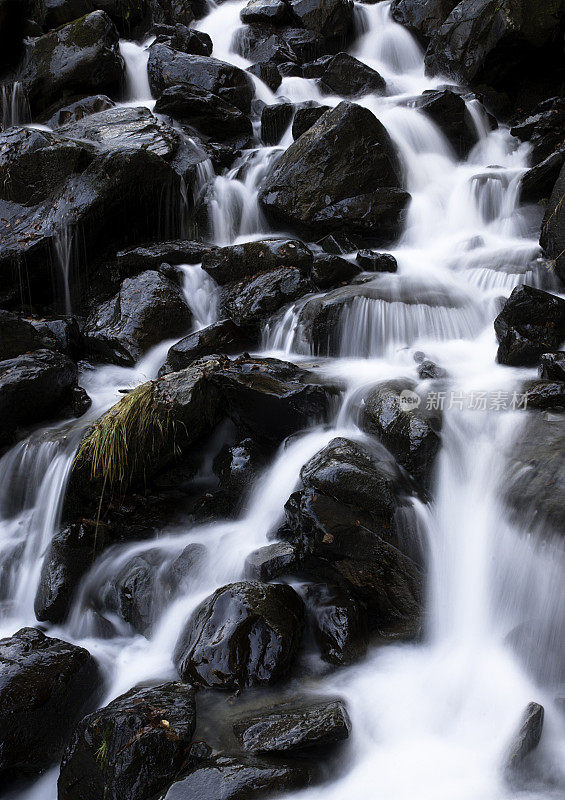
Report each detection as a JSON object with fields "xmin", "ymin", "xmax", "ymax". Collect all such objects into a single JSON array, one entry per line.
[
  {"xmin": 3, "ymin": 2, "xmax": 565, "ymax": 800},
  {"xmin": 119, "ymin": 38, "xmax": 156, "ymax": 108}
]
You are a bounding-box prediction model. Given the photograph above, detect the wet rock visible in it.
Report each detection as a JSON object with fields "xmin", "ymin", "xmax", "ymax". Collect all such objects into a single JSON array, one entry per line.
[
  {"xmin": 44, "ymin": 0, "xmax": 151, "ymax": 35},
  {"xmin": 155, "ymin": 85, "xmax": 253, "ymax": 142},
  {"xmin": 539, "ymin": 351, "xmax": 565, "ymax": 381},
  {"xmin": 522, "ymin": 379, "xmax": 565, "ymax": 411},
  {"xmin": 162, "ymin": 754, "xmax": 313, "ymax": 800},
  {"xmin": 284, "ymin": 489, "xmax": 423, "ymax": 632},
  {"xmin": 302, "ymin": 52, "xmax": 386, "ymax": 97},
  {"xmin": 83, "ymin": 270, "xmax": 192, "ymax": 366},
  {"xmin": 0, "ymin": 349, "xmax": 78, "ymax": 446},
  {"xmin": 261, "ymin": 102, "xmax": 294, "ymax": 144},
  {"xmin": 356, "ymin": 249, "xmax": 397, "ymax": 272},
  {"xmin": 414, "ymin": 88, "xmax": 477, "ymax": 158},
  {"xmin": 540, "ymin": 161, "xmax": 565, "ymax": 283},
  {"xmin": 520, "ymin": 147, "xmax": 565, "ymax": 205},
  {"xmin": 292, "ymin": 104, "xmax": 330, "ymax": 138},
  {"xmin": 288, "ymin": 0, "xmax": 354, "ymax": 41},
  {"xmin": 202, "ymin": 238, "xmax": 313, "ymax": 285},
  {"xmin": 359, "ymin": 380, "xmax": 441, "ymax": 484},
  {"xmin": 209, "ymin": 356, "xmax": 333, "ymax": 445},
  {"xmin": 214, "ymin": 436, "xmax": 269, "ymax": 495},
  {"xmin": 34, "ymin": 521, "xmax": 103, "ymax": 624},
  {"xmin": 244, "ymin": 542, "xmax": 300, "ymax": 581},
  {"xmin": 174, "ymin": 580, "xmax": 304, "ymax": 689},
  {"xmin": 505, "ymin": 414, "xmax": 565, "ymax": 536},
  {"xmin": 311, "ymin": 254, "xmax": 360, "ymax": 289},
  {"xmin": 20, "ymin": 11, "xmax": 124, "ymax": 116},
  {"xmin": 417, "ymin": 359, "xmax": 447, "ymax": 380},
  {"xmin": 0, "ymin": 310, "xmax": 42, "ymax": 360},
  {"xmin": 510, "ymin": 98, "xmax": 565, "ymax": 167},
  {"xmin": 28, "ymin": 315, "xmax": 82, "ymax": 357},
  {"xmin": 494, "ymin": 285, "xmax": 565, "ymax": 367},
  {"xmin": 116, "ymin": 240, "xmax": 210, "ymax": 275},
  {"xmin": 241, "ymin": 0, "xmax": 290, "ymax": 25},
  {"xmin": 424, "ymin": 0, "xmax": 565, "ymax": 89},
  {"xmin": 222, "ymin": 266, "xmax": 314, "ymax": 333},
  {"xmin": 247, "ymin": 61, "xmax": 282, "ymax": 91},
  {"xmin": 301, "ymin": 437, "xmax": 400, "ymax": 518},
  {"xmin": 148, "ymin": 45, "xmax": 255, "ymax": 113},
  {"xmin": 0, "ymin": 627, "xmax": 101, "ymax": 784},
  {"xmin": 391, "ymin": 0, "xmax": 457, "ymax": 41},
  {"xmin": 259, "ymin": 101, "xmax": 409, "ymax": 236},
  {"xmin": 58, "ymin": 682, "xmax": 196, "ymax": 800},
  {"xmin": 0, "ymin": 127, "xmax": 91, "ymax": 207},
  {"xmin": 161, "ymin": 543, "xmax": 208, "ymax": 595},
  {"xmin": 234, "ymin": 24, "xmax": 323, "ymax": 64},
  {"xmin": 233, "ymin": 698, "xmax": 351, "ymax": 753},
  {"xmin": 318, "ymin": 232, "xmax": 360, "ymax": 254},
  {"xmin": 152, "ymin": 0, "xmax": 200, "ymax": 27},
  {"xmin": 164, "ymin": 320, "xmax": 250, "ymax": 373},
  {"xmin": 162, "ymin": 24, "xmax": 213, "ymax": 56},
  {"xmin": 304, "ymin": 581, "xmax": 368, "ymax": 665},
  {"xmin": 505, "ymin": 702, "xmax": 544, "ymax": 780}
]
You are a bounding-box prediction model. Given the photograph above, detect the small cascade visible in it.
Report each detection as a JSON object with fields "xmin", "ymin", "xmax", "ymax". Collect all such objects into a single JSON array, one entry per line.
[
  {"xmin": 119, "ymin": 38, "xmax": 155, "ymax": 108},
  {"xmin": 1, "ymin": 81, "xmax": 31, "ymax": 129}
]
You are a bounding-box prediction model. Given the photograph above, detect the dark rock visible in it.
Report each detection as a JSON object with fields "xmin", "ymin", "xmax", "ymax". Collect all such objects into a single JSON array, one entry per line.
[
  {"xmin": 505, "ymin": 702, "xmax": 544, "ymax": 779},
  {"xmin": 539, "ymin": 351, "xmax": 565, "ymax": 381},
  {"xmin": 0, "ymin": 127, "xmax": 91, "ymax": 207},
  {"xmin": 166, "ymin": 24, "xmax": 213, "ymax": 56},
  {"xmin": 152, "ymin": 0, "xmax": 200, "ymax": 27},
  {"xmin": 302, "ymin": 52, "xmax": 386, "ymax": 97},
  {"xmin": 29, "ymin": 315, "xmax": 83, "ymax": 358},
  {"xmin": 311, "ymin": 254, "xmax": 360, "ymax": 288},
  {"xmin": 241, "ymin": 0, "xmax": 289, "ymax": 25},
  {"xmin": 155, "ymin": 85, "xmax": 253, "ymax": 142},
  {"xmin": 34, "ymin": 521, "xmax": 103, "ymax": 624},
  {"xmin": 356, "ymin": 249, "xmax": 398, "ymax": 272},
  {"xmin": 20, "ymin": 11, "xmax": 124, "ymax": 116},
  {"xmin": 165, "ymin": 320, "xmax": 250, "ymax": 373},
  {"xmin": 71, "ymin": 385, "xmax": 91, "ymax": 417},
  {"xmin": 83, "ymin": 270, "xmax": 192, "ymax": 366},
  {"xmin": 0, "ymin": 349, "xmax": 78, "ymax": 445},
  {"xmin": 58, "ymin": 682, "xmax": 196, "ymax": 800},
  {"xmin": 148, "ymin": 45, "xmax": 255, "ymax": 113},
  {"xmin": 0, "ymin": 0, "xmax": 36, "ymax": 73},
  {"xmin": 288, "ymin": 0, "xmax": 354, "ymax": 42},
  {"xmin": 233, "ymin": 698, "xmax": 350, "ymax": 753},
  {"xmin": 292, "ymin": 104, "xmax": 330, "ymax": 138},
  {"xmin": 301, "ymin": 436, "xmax": 400, "ymax": 518},
  {"xmin": 116, "ymin": 240, "xmax": 210, "ymax": 274},
  {"xmin": 174, "ymin": 580, "xmax": 304, "ymax": 689},
  {"xmin": 234, "ymin": 25, "xmax": 323, "ymax": 65},
  {"xmin": 520, "ymin": 147, "xmax": 565, "ymax": 204},
  {"xmin": 44, "ymin": 0, "xmax": 151, "ymax": 35},
  {"xmin": 261, "ymin": 102, "xmax": 294, "ymax": 145},
  {"xmin": 505, "ymin": 414, "xmax": 565, "ymax": 536},
  {"xmin": 244, "ymin": 542, "xmax": 299, "ymax": 580},
  {"xmin": 203, "ymin": 238, "xmax": 313, "ymax": 284},
  {"xmin": 0, "ymin": 627, "xmax": 101, "ymax": 784},
  {"xmin": 360, "ymin": 380, "xmax": 442, "ymax": 483},
  {"xmin": 417, "ymin": 359, "xmax": 447, "ymax": 380},
  {"xmin": 522, "ymin": 379, "xmax": 565, "ymax": 411},
  {"xmin": 214, "ymin": 436, "xmax": 268, "ymax": 495},
  {"xmin": 494, "ymin": 285, "xmax": 565, "ymax": 366},
  {"xmin": 540, "ymin": 161, "xmax": 565, "ymax": 283},
  {"xmin": 247, "ymin": 61, "xmax": 282, "ymax": 91},
  {"xmin": 0, "ymin": 310, "xmax": 42, "ymax": 360},
  {"xmin": 222, "ymin": 267, "xmax": 313, "ymax": 333},
  {"xmin": 259, "ymin": 101, "xmax": 409, "ymax": 236},
  {"xmin": 391, "ymin": 0, "xmax": 457, "ymax": 41},
  {"xmin": 304, "ymin": 582, "xmax": 368, "ymax": 665},
  {"xmin": 208, "ymin": 356, "xmax": 333, "ymax": 445},
  {"xmin": 318, "ymin": 232, "xmax": 360, "ymax": 254},
  {"xmin": 161, "ymin": 543, "xmax": 208, "ymax": 595},
  {"xmin": 510, "ymin": 97, "xmax": 565, "ymax": 166},
  {"xmin": 414, "ymin": 89, "xmax": 477, "ymax": 158},
  {"xmin": 162, "ymin": 754, "xmax": 313, "ymax": 800},
  {"xmin": 424, "ymin": 0, "xmax": 565, "ymax": 89}
]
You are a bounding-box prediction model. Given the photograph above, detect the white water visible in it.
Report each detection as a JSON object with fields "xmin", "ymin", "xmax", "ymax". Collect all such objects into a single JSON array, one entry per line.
[{"xmin": 2, "ymin": 3, "xmax": 564, "ymax": 800}]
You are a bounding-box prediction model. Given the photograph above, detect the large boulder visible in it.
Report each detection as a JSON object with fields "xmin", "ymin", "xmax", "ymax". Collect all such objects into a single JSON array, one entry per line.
[
  {"xmin": 359, "ymin": 380, "xmax": 442, "ymax": 484},
  {"xmin": 58, "ymin": 682, "xmax": 196, "ymax": 800},
  {"xmin": 0, "ymin": 309, "xmax": 42, "ymax": 359},
  {"xmin": 202, "ymin": 238, "xmax": 313, "ymax": 285},
  {"xmin": 494, "ymin": 285, "xmax": 565, "ymax": 366},
  {"xmin": 174, "ymin": 581, "xmax": 305, "ymax": 689},
  {"xmin": 164, "ymin": 319, "xmax": 250, "ymax": 373},
  {"xmin": 162, "ymin": 754, "xmax": 313, "ymax": 800},
  {"xmin": 391, "ymin": 0, "xmax": 458, "ymax": 40},
  {"xmin": 311, "ymin": 254, "xmax": 360, "ymax": 289},
  {"xmin": 20, "ymin": 11, "xmax": 125, "ymax": 116},
  {"xmin": 116, "ymin": 239, "xmax": 210, "ymax": 273},
  {"xmin": 302, "ymin": 52, "xmax": 386, "ymax": 97},
  {"xmin": 0, "ymin": 349, "xmax": 78, "ymax": 445},
  {"xmin": 0, "ymin": 627, "xmax": 101, "ymax": 784},
  {"xmin": 148, "ymin": 45, "xmax": 255, "ymax": 113},
  {"xmin": 424, "ymin": 0, "xmax": 565, "ymax": 89},
  {"xmin": 303, "ymin": 581, "xmax": 368, "ymax": 665},
  {"xmin": 414, "ymin": 89, "xmax": 477, "ymax": 158},
  {"xmin": 233, "ymin": 698, "xmax": 351, "ymax": 753},
  {"xmin": 155, "ymin": 84, "xmax": 253, "ymax": 141},
  {"xmin": 43, "ymin": 0, "xmax": 152, "ymax": 35},
  {"xmin": 511, "ymin": 98, "xmax": 565, "ymax": 167},
  {"xmin": 540, "ymin": 162, "xmax": 565, "ymax": 282},
  {"xmin": 83, "ymin": 270, "xmax": 192, "ymax": 366},
  {"xmin": 288, "ymin": 0, "xmax": 354, "ymax": 42},
  {"xmin": 241, "ymin": 0, "xmax": 290, "ymax": 25},
  {"xmin": 46, "ymin": 94, "xmax": 116, "ymax": 127},
  {"xmin": 258, "ymin": 101, "xmax": 409, "ymax": 237}
]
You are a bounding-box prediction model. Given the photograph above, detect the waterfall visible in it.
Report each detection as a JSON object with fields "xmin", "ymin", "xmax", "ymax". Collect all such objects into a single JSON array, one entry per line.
[
  {"xmin": 3, "ymin": 2, "xmax": 564, "ymax": 799},
  {"xmin": 1, "ymin": 81, "xmax": 31, "ymax": 129}
]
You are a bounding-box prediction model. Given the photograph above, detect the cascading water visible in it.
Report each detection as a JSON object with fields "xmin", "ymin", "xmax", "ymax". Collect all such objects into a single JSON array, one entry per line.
[{"xmin": 3, "ymin": 2, "xmax": 564, "ymax": 799}]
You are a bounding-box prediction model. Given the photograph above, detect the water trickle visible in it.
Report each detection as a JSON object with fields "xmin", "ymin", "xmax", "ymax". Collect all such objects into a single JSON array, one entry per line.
[{"xmin": 1, "ymin": 81, "xmax": 31, "ymax": 129}]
